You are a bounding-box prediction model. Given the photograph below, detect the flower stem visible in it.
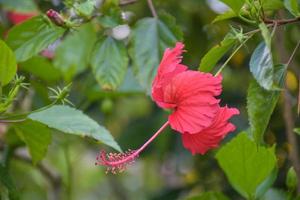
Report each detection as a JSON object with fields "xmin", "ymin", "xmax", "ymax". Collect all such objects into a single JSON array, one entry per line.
[{"xmin": 135, "ymin": 120, "xmax": 169, "ymax": 155}]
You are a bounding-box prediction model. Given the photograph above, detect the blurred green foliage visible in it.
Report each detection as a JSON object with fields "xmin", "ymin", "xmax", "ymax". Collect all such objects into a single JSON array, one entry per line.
[{"xmin": 0, "ymin": 0, "xmax": 300, "ymax": 200}]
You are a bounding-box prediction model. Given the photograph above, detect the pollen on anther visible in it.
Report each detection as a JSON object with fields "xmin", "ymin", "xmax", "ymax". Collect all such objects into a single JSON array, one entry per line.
[{"xmin": 95, "ymin": 149, "xmax": 138, "ymax": 174}]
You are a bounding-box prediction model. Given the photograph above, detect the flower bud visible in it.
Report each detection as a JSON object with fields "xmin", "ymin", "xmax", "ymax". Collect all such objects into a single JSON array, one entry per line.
[
  {"xmin": 286, "ymin": 167, "xmax": 298, "ymax": 191},
  {"xmin": 46, "ymin": 9, "xmax": 65, "ymax": 27},
  {"xmin": 111, "ymin": 24, "xmax": 130, "ymax": 40}
]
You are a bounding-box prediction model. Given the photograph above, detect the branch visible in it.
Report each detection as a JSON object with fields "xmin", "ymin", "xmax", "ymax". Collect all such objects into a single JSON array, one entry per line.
[
  {"xmin": 274, "ymin": 11, "xmax": 300, "ymax": 193},
  {"xmin": 264, "ymin": 17, "xmax": 300, "ymax": 26},
  {"xmin": 14, "ymin": 152, "xmax": 62, "ymax": 200},
  {"xmin": 214, "ymin": 16, "xmax": 300, "ymax": 75},
  {"xmin": 147, "ymin": 0, "xmax": 157, "ymax": 18},
  {"xmin": 286, "ymin": 40, "xmax": 300, "ymax": 67},
  {"xmin": 0, "ymin": 119, "xmax": 26, "ymax": 124},
  {"xmin": 283, "ymin": 91, "xmax": 300, "ymax": 194},
  {"xmin": 119, "ymin": 0, "xmax": 138, "ymax": 6},
  {"xmin": 244, "ymin": 17, "xmax": 300, "ymax": 36}
]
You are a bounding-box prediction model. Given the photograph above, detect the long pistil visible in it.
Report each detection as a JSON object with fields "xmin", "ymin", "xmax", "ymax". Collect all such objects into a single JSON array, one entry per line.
[{"xmin": 96, "ymin": 121, "xmax": 170, "ymax": 174}]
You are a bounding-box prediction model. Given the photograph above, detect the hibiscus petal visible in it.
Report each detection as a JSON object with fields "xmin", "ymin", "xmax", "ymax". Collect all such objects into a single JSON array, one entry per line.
[
  {"xmin": 7, "ymin": 11, "xmax": 37, "ymax": 25},
  {"xmin": 181, "ymin": 106, "xmax": 239, "ymax": 155},
  {"xmin": 166, "ymin": 71, "xmax": 223, "ymax": 133},
  {"xmin": 158, "ymin": 42, "xmax": 185, "ymax": 74},
  {"xmin": 152, "ymin": 42, "xmax": 187, "ymax": 107}
]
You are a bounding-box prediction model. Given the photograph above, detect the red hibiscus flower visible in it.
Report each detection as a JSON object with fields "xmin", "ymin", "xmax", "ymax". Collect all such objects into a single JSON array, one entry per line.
[
  {"xmin": 182, "ymin": 106, "xmax": 239, "ymax": 155},
  {"xmin": 7, "ymin": 11, "xmax": 37, "ymax": 25},
  {"xmin": 96, "ymin": 42, "xmax": 239, "ymax": 173},
  {"xmin": 151, "ymin": 43, "xmax": 239, "ymax": 154}
]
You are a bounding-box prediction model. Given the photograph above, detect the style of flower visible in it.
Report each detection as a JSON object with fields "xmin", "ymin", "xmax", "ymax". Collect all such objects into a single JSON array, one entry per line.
[{"xmin": 96, "ymin": 42, "xmax": 239, "ymax": 173}]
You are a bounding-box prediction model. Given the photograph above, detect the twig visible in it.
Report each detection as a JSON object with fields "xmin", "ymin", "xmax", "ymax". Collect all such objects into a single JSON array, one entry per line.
[
  {"xmin": 214, "ymin": 16, "xmax": 300, "ymax": 75},
  {"xmin": 14, "ymin": 152, "xmax": 62, "ymax": 200},
  {"xmin": 264, "ymin": 17, "xmax": 300, "ymax": 26},
  {"xmin": 288, "ymin": 40, "xmax": 300, "ymax": 116},
  {"xmin": 245, "ymin": 17, "xmax": 300, "ymax": 36},
  {"xmin": 0, "ymin": 82, "xmax": 2, "ymax": 104},
  {"xmin": 274, "ymin": 12, "xmax": 300, "ymax": 193},
  {"xmin": 215, "ymin": 35, "xmax": 254, "ymax": 76},
  {"xmin": 0, "ymin": 119, "xmax": 26, "ymax": 123},
  {"xmin": 119, "ymin": 0, "xmax": 138, "ymax": 6},
  {"xmin": 0, "ymin": 100, "xmax": 58, "ymax": 121},
  {"xmin": 258, "ymin": 0, "xmax": 265, "ymax": 20},
  {"xmin": 298, "ymin": 76, "xmax": 300, "ymax": 115},
  {"xmin": 147, "ymin": 0, "xmax": 157, "ymax": 18},
  {"xmin": 64, "ymin": 145, "xmax": 72, "ymax": 200},
  {"xmin": 2, "ymin": 145, "xmax": 12, "ymax": 167},
  {"xmin": 283, "ymin": 91, "xmax": 300, "ymax": 194},
  {"xmin": 286, "ymin": 40, "xmax": 300, "ymax": 67}
]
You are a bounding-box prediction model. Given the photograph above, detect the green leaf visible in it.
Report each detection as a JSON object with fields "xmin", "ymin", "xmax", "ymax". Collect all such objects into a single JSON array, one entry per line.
[
  {"xmin": 0, "ymin": 40, "xmax": 17, "ymax": 86},
  {"xmin": 219, "ymin": 0, "xmax": 245, "ymax": 13},
  {"xmin": 255, "ymin": 168, "xmax": 278, "ymax": 198},
  {"xmin": 4, "ymin": 127, "xmax": 23, "ymax": 146},
  {"xmin": 212, "ymin": 10, "xmax": 238, "ymax": 23},
  {"xmin": 262, "ymin": 0, "xmax": 284, "ymax": 11},
  {"xmin": 199, "ymin": 35, "xmax": 236, "ymax": 72},
  {"xmin": 130, "ymin": 13, "xmax": 182, "ymax": 91},
  {"xmin": 118, "ymin": 68, "xmax": 144, "ymax": 92},
  {"xmin": 98, "ymin": 0, "xmax": 122, "ymax": 28},
  {"xmin": 0, "ymin": 0, "xmax": 37, "ymax": 12},
  {"xmin": 20, "ymin": 56, "xmax": 61, "ymax": 82},
  {"xmin": 6, "ymin": 16, "xmax": 65, "ymax": 62},
  {"xmin": 14, "ymin": 120, "xmax": 52, "ymax": 164},
  {"xmin": 0, "ymin": 24, "xmax": 4, "ymax": 37},
  {"xmin": 54, "ymin": 23, "xmax": 96, "ymax": 81},
  {"xmin": 216, "ymin": 133, "xmax": 277, "ymax": 199},
  {"xmin": 247, "ymin": 64, "xmax": 285, "ymax": 144},
  {"xmin": 74, "ymin": 0, "xmax": 96, "ymax": 18},
  {"xmin": 28, "ymin": 105, "xmax": 121, "ymax": 151},
  {"xmin": 91, "ymin": 36, "xmax": 128, "ymax": 90},
  {"xmin": 186, "ymin": 191, "xmax": 230, "ymax": 200},
  {"xmin": 249, "ymin": 42, "xmax": 274, "ymax": 90},
  {"xmin": 284, "ymin": 0, "xmax": 300, "ymax": 17},
  {"xmin": 262, "ymin": 188, "xmax": 287, "ymax": 200},
  {"xmin": 294, "ymin": 128, "xmax": 300, "ymax": 134}
]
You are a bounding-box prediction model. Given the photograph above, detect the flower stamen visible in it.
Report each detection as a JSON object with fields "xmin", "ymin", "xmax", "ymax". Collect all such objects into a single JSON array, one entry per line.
[{"xmin": 95, "ymin": 121, "xmax": 169, "ymax": 174}]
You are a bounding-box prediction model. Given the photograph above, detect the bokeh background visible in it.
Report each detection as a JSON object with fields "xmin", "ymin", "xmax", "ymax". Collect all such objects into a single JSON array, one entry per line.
[{"xmin": 0, "ymin": 0, "xmax": 298, "ymax": 199}]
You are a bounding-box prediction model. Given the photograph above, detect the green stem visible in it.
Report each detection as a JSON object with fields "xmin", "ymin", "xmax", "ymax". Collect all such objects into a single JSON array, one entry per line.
[
  {"xmin": 64, "ymin": 145, "xmax": 72, "ymax": 200},
  {"xmin": 2, "ymin": 145, "xmax": 13, "ymax": 168},
  {"xmin": 147, "ymin": 0, "xmax": 158, "ymax": 18},
  {"xmin": 215, "ymin": 34, "xmax": 254, "ymax": 76},
  {"xmin": 239, "ymin": 14, "xmax": 256, "ymax": 24},
  {"xmin": 0, "ymin": 100, "xmax": 58, "ymax": 121},
  {"xmin": 286, "ymin": 39, "xmax": 300, "ymax": 67},
  {"xmin": 0, "ymin": 82, "xmax": 2, "ymax": 103},
  {"xmin": 0, "ymin": 119, "xmax": 26, "ymax": 123}
]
